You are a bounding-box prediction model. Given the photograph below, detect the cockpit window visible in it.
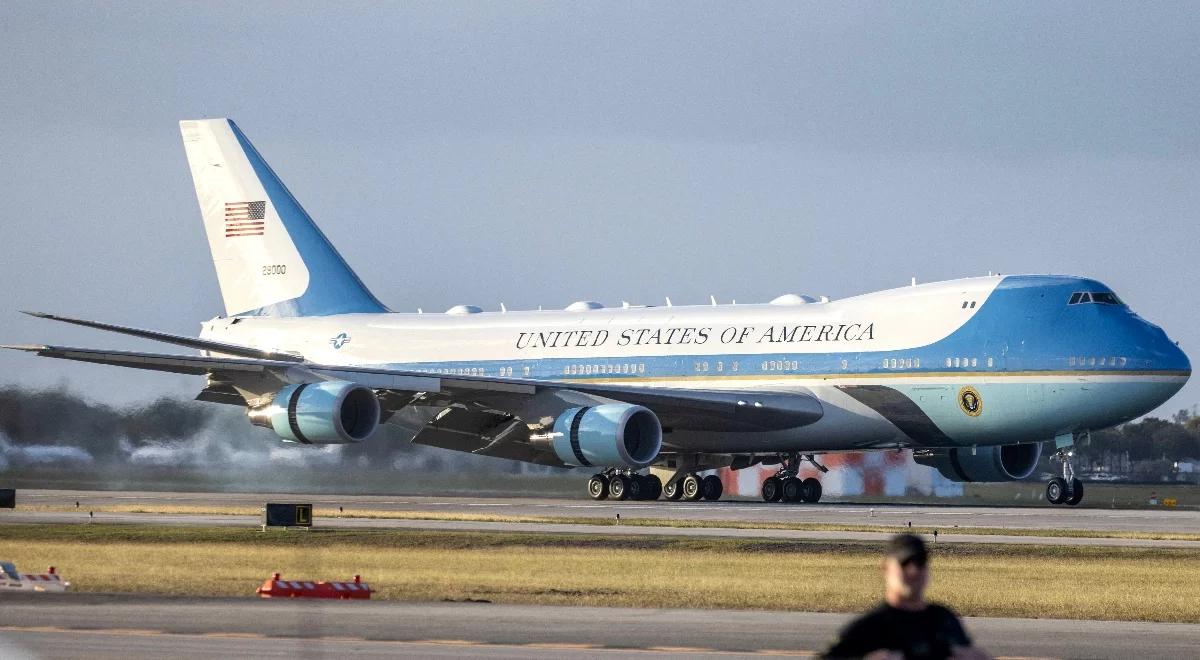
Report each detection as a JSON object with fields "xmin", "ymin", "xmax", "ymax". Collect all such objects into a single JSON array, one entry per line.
[{"xmin": 1068, "ymin": 291, "xmax": 1123, "ymax": 306}]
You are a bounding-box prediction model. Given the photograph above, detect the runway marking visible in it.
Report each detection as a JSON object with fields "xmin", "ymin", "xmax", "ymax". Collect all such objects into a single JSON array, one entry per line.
[
  {"xmin": 201, "ymin": 631, "xmax": 267, "ymax": 638},
  {"xmin": 647, "ymin": 645, "xmax": 718, "ymax": 652},
  {"xmin": 320, "ymin": 635, "xmax": 369, "ymax": 642},
  {"xmin": 414, "ymin": 638, "xmax": 483, "ymax": 645}
]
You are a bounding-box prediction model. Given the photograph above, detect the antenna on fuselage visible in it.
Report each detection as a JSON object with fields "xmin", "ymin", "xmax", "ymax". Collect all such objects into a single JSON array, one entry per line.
[
  {"xmin": 665, "ymin": 297, "xmax": 673, "ymax": 307},
  {"xmin": 500, "ymin": 303, "xmax": 507, "ymax": 313},
  {"xmin": 417, "ymin": 308, "xmax": 423, "ymax": 314},
  {"xmin": 710, "ymin": 295, "xmax": 718, "ymax": 306},
  {"xmin": 911, "ymin": 277, "xmax": 917, "ymax": 286}
]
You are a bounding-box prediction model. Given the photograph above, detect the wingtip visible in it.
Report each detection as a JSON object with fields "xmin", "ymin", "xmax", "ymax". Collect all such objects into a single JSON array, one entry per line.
[
  {"xmin": 0, "ymin": 343, "xmax": 48, "ymax": 352},
  {"xmin": 20, "ymin": 310, "xmax": 51, "ymax": 319}
]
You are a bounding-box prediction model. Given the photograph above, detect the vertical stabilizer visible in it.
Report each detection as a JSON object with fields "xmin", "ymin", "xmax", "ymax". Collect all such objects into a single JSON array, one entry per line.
[{"xmin": 180, "ymin": 119, "xmax": 389, "ymax": 317}]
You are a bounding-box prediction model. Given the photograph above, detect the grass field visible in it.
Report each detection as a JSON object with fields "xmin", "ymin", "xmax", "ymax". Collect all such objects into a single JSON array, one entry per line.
[
  {"xmin": 0, "ymin": 523, "xmax": 1197, "ymax": 623},
  {"xmin": 19, "ymin": 503, "xmax": 1200, "ymax": 541}
]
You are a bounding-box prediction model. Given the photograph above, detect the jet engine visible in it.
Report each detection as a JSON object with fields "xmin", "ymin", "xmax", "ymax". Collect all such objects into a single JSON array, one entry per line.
[
  {"xmin": 248, "ymin": 381, "xmax": 380, "ymax": 444},
  {"xmin": 551, "ymin": 404, "xmax": 662, "ymax": 469},
  {"xmin": 914, "ymin": 443, "xmax": 1042, "ymax": 482}
]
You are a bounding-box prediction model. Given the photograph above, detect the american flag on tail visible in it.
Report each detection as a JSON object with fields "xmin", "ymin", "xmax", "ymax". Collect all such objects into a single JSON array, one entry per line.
[{"xmin": 225, "ymin": 200, "xmax": 266, "ymax": 237}]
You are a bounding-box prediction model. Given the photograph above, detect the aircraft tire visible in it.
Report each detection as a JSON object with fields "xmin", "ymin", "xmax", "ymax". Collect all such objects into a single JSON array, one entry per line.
[
  {"xmin": 1046, "ymin": 477, "xmax": 1067, "ymax": 505},
  {"xmin": 663, "ymin": 479, "xmax": 684, "ymax": 500},
  {"xmin": 701, "ymin": 475, "xmax": 723, "ymax": 501},
  {"xmin": 782, "ymin": 477, "xmax": 804, "ymax": 503},
  {"xmin": 801, "ymin": 477, "xmax": 822, "ymax": 503},
  {"xmin": 626, "ymin": 475, "xmax": 645, "ymax": 501},
  {"xmin": 761, "ymin": 477, "xmax": 783, "ymax": 502},
  {"xmin": 682, "ymin": 474, "xmax": 703, "ymax": 501},
  {"xmin": 1065, "ymin": 478, "xmax": 1084, "ymax": 506},
  {"xmin": 609, "ymin": 474, "xmax": 630, "ymax": 501},
  {"xmin": 644, "ymin": 475, "xmax": 663, "ymax": 500},
  {"xmin": 587, "ymin": 474, "xmax": 609, "ymax": 500}
]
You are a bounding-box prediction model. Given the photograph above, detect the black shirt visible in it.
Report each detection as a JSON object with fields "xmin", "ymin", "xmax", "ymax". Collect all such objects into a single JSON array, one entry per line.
[{"xmin": 822, "ymin": 602, "xmax": 972, "ymax": 660}]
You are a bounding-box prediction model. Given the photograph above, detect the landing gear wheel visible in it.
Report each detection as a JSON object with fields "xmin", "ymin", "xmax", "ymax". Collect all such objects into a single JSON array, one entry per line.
[
  {"xmin": 782, "ymin": 477, "xmax": 804, "ymax": 503},
  {"xmin": 801, "ymin": 478, "xmax": 822, "ymax": 503},
  {"xmin": 663, "ymin": 479, "xmax": 683, "ymax": 500},
  {"xmin": 1046, "ymin": 477, "xmax": 1067, "ymax": 505},
  {"xmin": 1065, "ymin": 478, "xmax": 1084, "ymax": 506},
  {"xmin": 682, "ymin": 474, "xmax": 703, "ymax": 501},
  {"xmin": 761, "ymin": 476, "xmax": 783, "ymax": 502},
  {"xmin": 626, "ymin": 475, "xmax": 645, "ymax": 501},
  {"xmin": 643, "ymin": 475, "xmax": 663, "ymax": 500},
  {"xmin": 587, "ymin": 474, "xmax": 609, "ymax": 500},
  {"xmin": 609, "ymin": 474, "xmax": 630, "ymax": 501},
  {"xmin": 701, "ymin": 475, "xmax": 723, "ymax": 501}
]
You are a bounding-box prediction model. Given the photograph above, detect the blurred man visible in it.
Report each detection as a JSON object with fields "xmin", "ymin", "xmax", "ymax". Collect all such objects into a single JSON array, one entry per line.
[{"xmin": 822, "ymin": 534, "xmax": 990, "ymax": 660}]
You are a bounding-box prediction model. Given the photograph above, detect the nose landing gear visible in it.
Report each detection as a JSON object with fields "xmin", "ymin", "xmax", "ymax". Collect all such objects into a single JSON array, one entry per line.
[{"xmin": 1046, "ymin": 447, "xmax": 1083, "ymax": 506}]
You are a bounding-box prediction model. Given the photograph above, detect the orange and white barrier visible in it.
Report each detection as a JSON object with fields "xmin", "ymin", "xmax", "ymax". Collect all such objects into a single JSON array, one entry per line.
[
  {"xmin": 1, "ymin": 563, "xmax": 70, "ymax": 592},
  {"xmin": 256, "ymin": 572, "xmax": 373, "ymax": 599}
]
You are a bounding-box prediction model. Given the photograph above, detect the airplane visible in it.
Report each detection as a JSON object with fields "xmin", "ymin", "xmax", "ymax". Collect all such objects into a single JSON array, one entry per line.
[{"xmin": 5, "ymin": 119, "xmax": 1191, "ymax": 506}]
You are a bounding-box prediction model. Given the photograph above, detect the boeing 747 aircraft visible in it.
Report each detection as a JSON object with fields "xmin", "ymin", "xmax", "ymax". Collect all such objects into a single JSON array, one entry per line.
[{"xmin": 7, "ymin": 119, "xmax": 1191, "ymax": 505}]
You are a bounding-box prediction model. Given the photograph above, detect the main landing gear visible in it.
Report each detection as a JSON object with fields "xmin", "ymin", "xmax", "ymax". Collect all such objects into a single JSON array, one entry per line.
[
  {"xmin": 587, "ymin": 469, "xmax": 722, "ymax": 501},
  {"xmin": 761, "ymin": 453, "xmax": 825, "ymax": 504},
  {"xmin": 1046, "ymin": 446, "xmax": 1083, "ymax": 506},
  {"xmin": 660, "ymin": 472, "xmax": 723, "ymax": 501}
]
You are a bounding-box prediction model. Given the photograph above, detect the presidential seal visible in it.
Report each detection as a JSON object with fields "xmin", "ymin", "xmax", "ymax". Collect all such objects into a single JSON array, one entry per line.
[{"xmin": 958, "ymin": 386, "xmax": 983, "ymax": 417}]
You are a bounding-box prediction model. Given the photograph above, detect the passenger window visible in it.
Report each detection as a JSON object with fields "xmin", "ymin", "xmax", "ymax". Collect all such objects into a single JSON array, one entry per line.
[
  {"xmin": 953, "ymin": 358, "xmax": 960, "ymax": 367},
  {"xmin": 840, "ymin": 359, "xmax": 848, "ymax": 370},
  {"xmin": 1068, "ymin": 357, "xmax": 1075, "ymax": 367},
  {"xmin": 970, "ymin": 358, "xmax": 977, "ymax": 367},
  {"xmin": 945, "ymin": 358, "xmax": 952, "ymax": 367},
  {"xmin": 986, "ymin": 357, "xmax": 993, "ymax": 368},
  {"xmin": 969, "ymin": 301, "xmax": 976, "ymax": 309}
]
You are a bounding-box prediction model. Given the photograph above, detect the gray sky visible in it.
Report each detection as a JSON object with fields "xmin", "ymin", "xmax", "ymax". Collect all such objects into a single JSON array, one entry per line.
[{"xmin": 1, "ymin": 2, "xmax": 1197, "ymax": 417}]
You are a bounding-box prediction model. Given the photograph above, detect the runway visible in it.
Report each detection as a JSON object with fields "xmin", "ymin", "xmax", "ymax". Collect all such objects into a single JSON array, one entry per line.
[
  {"xmin": 5, "ymin": 509, "xmax": 1199, "ymax": 549},
  {"xmin": 2, "ymin": 594, "xmax": 1198, "ymax": 659},
  {"xmin": 7, "ymin": 489, "xmax": 1200, "ymax": 549}
]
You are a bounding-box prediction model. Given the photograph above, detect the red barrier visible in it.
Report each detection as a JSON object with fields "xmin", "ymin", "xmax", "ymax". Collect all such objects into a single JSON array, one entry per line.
[
  {"xmin": 256, "ymin": 572, "xmax": 373, "ymax": 599},
  {"xmin": 1, "ymin": 563, "xmax": 69, "ymax": 592}
]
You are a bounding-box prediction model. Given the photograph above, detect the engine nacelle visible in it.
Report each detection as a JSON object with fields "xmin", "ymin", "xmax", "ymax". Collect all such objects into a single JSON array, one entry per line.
[
  {"xmin": 551, "ymin": 404, "xmax": 662, "ymax": 469},
  {"xmin": 914, "ymin": 443, "xmax": 1042, "ymax": 482},
  {"xmin": 249, "ymin": 381, "xmax": 380, "ymax": 444}
]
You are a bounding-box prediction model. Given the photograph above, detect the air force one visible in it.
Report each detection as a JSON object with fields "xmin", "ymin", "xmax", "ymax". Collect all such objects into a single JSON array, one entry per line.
[{"xmin": 7, "ymin": 119, "xmax": 1191, "ymax": 505}]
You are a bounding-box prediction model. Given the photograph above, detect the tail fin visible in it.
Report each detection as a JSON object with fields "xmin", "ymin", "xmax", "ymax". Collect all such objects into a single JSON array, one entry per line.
[{"xmin": 179, "ymin": 119, "xmax": 389, "ymax": 317}]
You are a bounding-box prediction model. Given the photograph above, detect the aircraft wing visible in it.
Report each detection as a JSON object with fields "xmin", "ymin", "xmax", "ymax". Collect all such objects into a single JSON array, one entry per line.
[{"xmin": 2, "ymin": 343, "xmax": 822, "ymax": 433}]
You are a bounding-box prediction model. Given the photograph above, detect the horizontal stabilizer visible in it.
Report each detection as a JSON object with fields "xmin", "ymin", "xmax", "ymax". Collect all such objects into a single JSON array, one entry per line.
[{"xmin": 21, "ymin": 311, "xmax": 304, "ymax": 362}]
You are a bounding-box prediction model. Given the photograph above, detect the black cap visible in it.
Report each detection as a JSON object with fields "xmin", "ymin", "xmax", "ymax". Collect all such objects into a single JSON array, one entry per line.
[{"xmin": 886, "ymin": 533, "xmax": 928, "ymax": 566}]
